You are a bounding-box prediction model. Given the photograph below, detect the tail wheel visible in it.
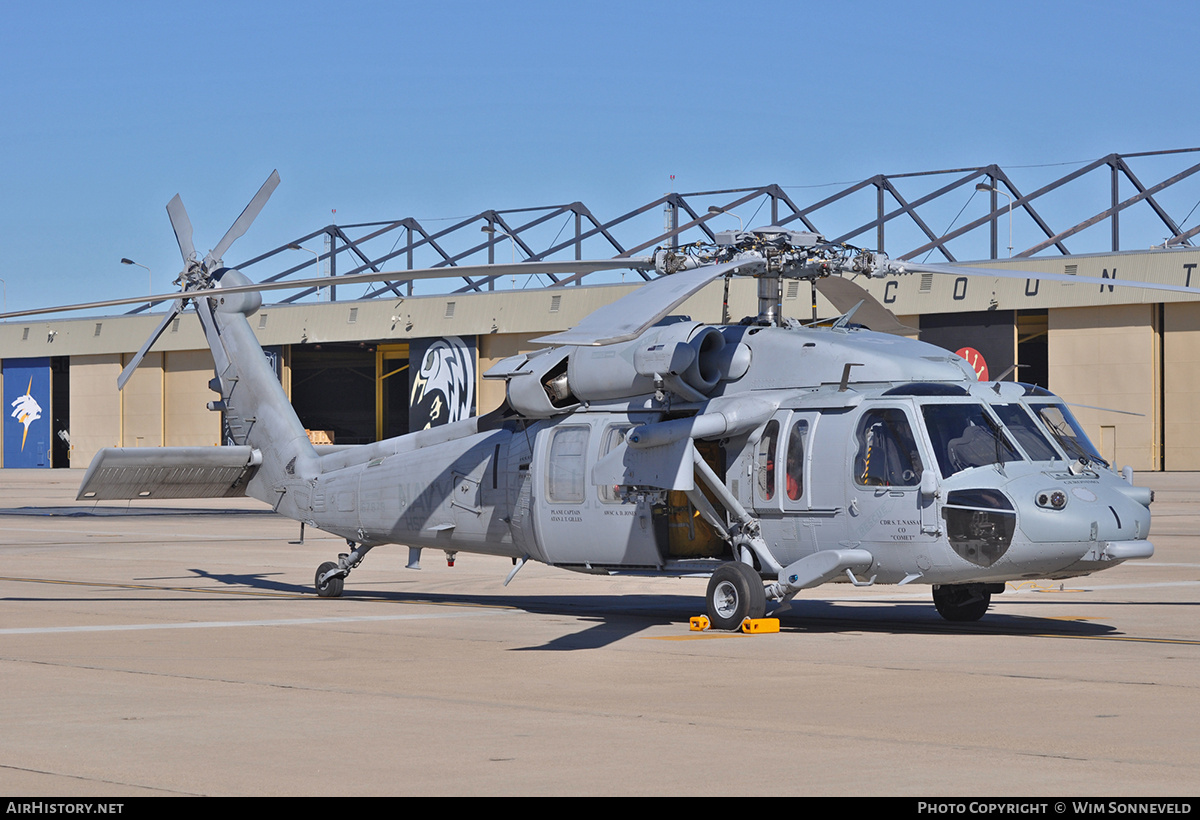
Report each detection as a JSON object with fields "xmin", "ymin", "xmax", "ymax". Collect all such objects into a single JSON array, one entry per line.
[
  {"xmin": 315, "ymin": 561, "xmax": 344, "ymax": 598},
  {"xmin": 706, "ymin": 562, "xmax": 766, "ymax": 630},
  {"xmin": 932, "ymin": 584, "xmax": 990, "ymax": 622}
]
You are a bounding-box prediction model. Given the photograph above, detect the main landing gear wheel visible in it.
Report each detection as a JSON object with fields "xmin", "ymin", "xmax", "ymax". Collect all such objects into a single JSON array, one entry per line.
[
  {"xmin": 706, "ymin": 562, "xmax": 767, "ymax": 630},
  {"xmin": 932, "ymin": 584, "xmax": 990, "ymax": 622},
  {"xmin": 315, "ymin": 561, "xmax": 344, "ymax": 598}
]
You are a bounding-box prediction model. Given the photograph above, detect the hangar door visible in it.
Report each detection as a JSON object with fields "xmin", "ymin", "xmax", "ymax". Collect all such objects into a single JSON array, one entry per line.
[{"xmin": 3, "ymin": 357, "xmax": 70, "ymax": 468}]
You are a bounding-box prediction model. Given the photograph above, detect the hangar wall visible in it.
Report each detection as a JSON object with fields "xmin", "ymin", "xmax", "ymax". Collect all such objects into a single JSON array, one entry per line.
[
  {"xmin": 165, "ymin": 350, "xmax": 224, "ymax": 447},
  {"xmin": 69, "ymin": 351, "xmax": 222, "ymax": 465},
  {"xmin": 1164, "ymin": 303, "xmax": 1200, "ymax": 470},
  {"xmin": 119, "ymin": 351, "xmax": 164, "ymax": 449},
  {"xmin": 478, "ymin": 332, "xmax": 540, "ymax": 415},
  {"xmin": 1048, "ymin": 305, "xmax": 1159, "ymax": 472},
  {"xmin": 69, "ymin": 355, "xmax": 122, "ymax": 464}
]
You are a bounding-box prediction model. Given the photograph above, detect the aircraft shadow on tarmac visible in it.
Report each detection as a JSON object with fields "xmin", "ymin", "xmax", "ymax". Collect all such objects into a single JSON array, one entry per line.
[
  {"xmin": 2, "ymin": 568, "xmax": 1140, "ymax": 649},
  {"xmin": 174, "ymin": 568, "xmax": 1129, "ymax": 649}
]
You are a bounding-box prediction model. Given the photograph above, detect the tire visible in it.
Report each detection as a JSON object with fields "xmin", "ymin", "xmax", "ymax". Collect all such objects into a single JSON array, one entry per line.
[
  {"xmin": 706, "ymin": 562, "xmax": 766, "ymax": 630},
  {"xmin": 932, "ymin": 584, "xmax": 990, "ymax": 622},
  {"xmin": 315, "ymin": 561, "xmax": 344, "ymax": 598}
]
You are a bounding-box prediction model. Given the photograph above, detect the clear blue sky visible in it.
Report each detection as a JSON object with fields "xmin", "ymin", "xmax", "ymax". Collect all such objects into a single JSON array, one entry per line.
[{"xmin": 2, "ymin": 0, "xmax": 1198, "ymax": 315}]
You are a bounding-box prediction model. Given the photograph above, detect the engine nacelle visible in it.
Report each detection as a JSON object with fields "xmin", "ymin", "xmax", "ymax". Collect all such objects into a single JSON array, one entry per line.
[
  {"xmin": 485, "ymin": 323, "xmax": 751, "ymax": 417},
  {"xmin": 485, "ymin": 347, "xmax": 579, "ymax": 418},
  {"xmin": 568, "ymin": 322, "xmax": 743, "ymax": 402}
]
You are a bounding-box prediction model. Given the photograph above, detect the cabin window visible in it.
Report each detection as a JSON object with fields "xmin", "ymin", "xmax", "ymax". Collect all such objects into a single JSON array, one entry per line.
[
  {"xmin": 756, "ymin": 420, "xmax": 780, "ymax": 501},
  {"xmin": 853, "ymin": 409, "xmax": 923, "ymax": 487},
  {"xmin": 921, "ymin": 404, "xmax": 1022, "ymax": 478},
  {"xmin": 546, "ymin": 426, "xmax": 588, "ymax": 504},
  {"xmin": 785, "ymin": 419, "xmax": 808, "ymax": 501},
  {"xmin": 597, "ymin": 424, "xmax": 632, "ymax": 503}
]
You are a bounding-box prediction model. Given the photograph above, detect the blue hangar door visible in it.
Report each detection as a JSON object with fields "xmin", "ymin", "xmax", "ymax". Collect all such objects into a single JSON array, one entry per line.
[{"xmin": 4, "ymin": 357, "xmax": 51, "ymax": 468}]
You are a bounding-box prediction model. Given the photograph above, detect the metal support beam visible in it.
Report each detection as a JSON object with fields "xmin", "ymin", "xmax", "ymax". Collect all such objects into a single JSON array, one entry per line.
[{"xmin": 213, "ymin": 148, "xmax": 1200, "ymax": 313}]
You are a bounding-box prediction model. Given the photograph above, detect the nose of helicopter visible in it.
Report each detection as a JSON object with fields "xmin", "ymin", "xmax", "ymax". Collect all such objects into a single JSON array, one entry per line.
[{"xmin": 1006, "ymin": 471, "xmax": 1153, "ymax": 574}]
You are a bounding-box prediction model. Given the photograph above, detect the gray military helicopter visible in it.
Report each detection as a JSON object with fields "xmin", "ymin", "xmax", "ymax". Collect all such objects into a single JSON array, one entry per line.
[{"xmin": 22, "ymin": 173, "xmax": 1193, "ymax": 628}]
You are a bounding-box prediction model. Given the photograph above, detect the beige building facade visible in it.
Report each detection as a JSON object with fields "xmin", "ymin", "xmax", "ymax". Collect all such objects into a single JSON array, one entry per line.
[{"xmin": 5, "ymin": 247, "xmax": 1200, "ymax": 472}]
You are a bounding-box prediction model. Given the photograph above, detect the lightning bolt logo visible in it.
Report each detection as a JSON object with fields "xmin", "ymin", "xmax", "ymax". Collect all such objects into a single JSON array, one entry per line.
[{"xmin": 10, "ymin": 376, "xmax": 43, "ymax": 451}]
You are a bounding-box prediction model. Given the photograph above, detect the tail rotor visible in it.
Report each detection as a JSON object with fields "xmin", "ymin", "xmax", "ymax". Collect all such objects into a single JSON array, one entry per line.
[{"xmin": 118, "ymin": 171, "xmax": 280, "ymax": 389}]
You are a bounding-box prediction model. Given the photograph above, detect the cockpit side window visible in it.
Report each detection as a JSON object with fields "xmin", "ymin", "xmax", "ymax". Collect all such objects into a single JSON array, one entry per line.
[
  {"xmin": 854, "ymin": 409, "xmax": 923, "ymax": 487},
  {"xmin": 1031, "ymin": 403, "xmax": 1107, "ymax": 465},
  {"xmin": 921, "ymin": 404, "xmax": 1022, "ymax": 478},
  {"xmin": 756, "ymin": 420, "xmax": 780, "ymax": 501}
]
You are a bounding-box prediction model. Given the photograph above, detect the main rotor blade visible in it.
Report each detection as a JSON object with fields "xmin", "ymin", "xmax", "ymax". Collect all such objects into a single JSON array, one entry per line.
[
  {"xmin": 116, "ymin": 300, "xmax": 184, "ymax": 390},
  {"xmin": 0, "ymin": 258, "xmax": 655, "ymax": 320},
  {"xmin": 899, "ymin": 260, "xmax": 1200, "ymax": 297},
  {"xmin": 814, "ymin": 277, "xmax": 916, "ymax": 336},
  {"xmin": 166, "ymin": 195, "xmax": 197, "ymax": 264},
  {"xmin": 1064, "ymin": 401, "xmax": 1144, "ymax": 417},
  {"xmin": 205, "ymin": 170, "xmax": 281, "ymax": 267},
  {"xmin": 533, "ymin": 259, "xmax": 760, "ymax": 347}
]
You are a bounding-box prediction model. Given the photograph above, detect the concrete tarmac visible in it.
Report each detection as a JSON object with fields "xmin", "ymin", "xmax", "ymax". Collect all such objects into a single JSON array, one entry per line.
[{"xmin": 1, "ymin": 468, "xmax": 1198, "ymax": 796}]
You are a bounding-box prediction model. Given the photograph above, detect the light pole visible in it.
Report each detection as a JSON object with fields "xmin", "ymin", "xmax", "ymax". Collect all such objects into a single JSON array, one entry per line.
[
  {"xmin": 975, "ymin": 183, "xmax": 1014, "ymax": 258},
  {"xmin": 120, "ymin": 258, "xmax": 152, "ymax": 308},
  {"xmin": 707, "ymin": 205, "xmax": 743, "ymax": 232},
  {"xmin": 480, "ymin": 225, "xmax": 518, "ymax": 288},
  {"xmin": 288, "ymin": 244, "xmax": 323, "ymax": 301}
]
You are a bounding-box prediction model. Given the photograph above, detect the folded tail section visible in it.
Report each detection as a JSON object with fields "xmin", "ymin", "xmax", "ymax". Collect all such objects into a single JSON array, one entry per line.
[
  {"xmin": 81, "ymin": 274, "xmax": 321, "ymax": 505},
  {"xmin": 194, "ymin": 272, "xmax": 321, "ymax": 507},
  {"xmin": 78, "ymin": 173, "xmax": 321, "ymax": 509}
]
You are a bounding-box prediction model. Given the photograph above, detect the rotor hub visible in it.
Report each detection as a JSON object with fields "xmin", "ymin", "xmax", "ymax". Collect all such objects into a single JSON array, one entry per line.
[
  {"xmin": 654, "ymin": 227, "xmax": 889, "ymax": 282},
  {"xmin": 654, "ymin": 227, "xmax": 894, "ymax": 326}
]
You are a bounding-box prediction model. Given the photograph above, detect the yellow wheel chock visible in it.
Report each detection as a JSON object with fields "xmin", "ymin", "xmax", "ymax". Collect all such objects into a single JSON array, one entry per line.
[
  {"xmin": 740, "ymin": 617, "xmax": 779, "ymax": 633},
  {"xmin": 689, "ymin": 615, "xmax": 779, "ymax": 633}
]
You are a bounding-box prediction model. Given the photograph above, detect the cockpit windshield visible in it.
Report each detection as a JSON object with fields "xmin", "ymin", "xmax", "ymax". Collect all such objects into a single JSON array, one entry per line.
[
  {"xmin": 1029, "ymin": 402, "xmax": 1108, "ymax": 466},
  {"xmin": 921, "ymin": 404, "xmax": 1022, "ymax": 477},
  {"xmin": 990, "ymin": 403, "xmax": 1060, "ymax": 462}
]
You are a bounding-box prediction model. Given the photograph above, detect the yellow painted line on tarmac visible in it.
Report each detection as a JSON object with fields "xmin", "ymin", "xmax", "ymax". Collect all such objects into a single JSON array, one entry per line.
[{"xmin": 1041, "ymin": 616, "xmax": 1103, "ymax": 621}]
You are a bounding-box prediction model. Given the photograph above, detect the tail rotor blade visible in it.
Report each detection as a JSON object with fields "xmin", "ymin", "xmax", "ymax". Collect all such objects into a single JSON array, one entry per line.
[
  {"xmin": 166, "ymin": 195, "xmax": 197, "ymax": 265},
  {"xmin": 205, "ymin": 170, "xmax": 280, "ymax": 266},
  {"xmin": 117, "ymin": 301, "xmax": 184, "ymax": 390}
]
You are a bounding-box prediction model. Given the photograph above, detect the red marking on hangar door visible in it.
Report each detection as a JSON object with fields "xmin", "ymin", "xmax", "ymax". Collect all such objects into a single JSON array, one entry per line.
[{"xmin": 955, "ymin": 347, "xmax": 988, "ymax": 381}]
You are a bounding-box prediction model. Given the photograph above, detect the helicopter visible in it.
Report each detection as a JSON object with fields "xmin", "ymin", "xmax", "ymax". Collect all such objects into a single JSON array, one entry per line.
[{"xmin": 19, "ymin": 172, "xmax": 1195, "ymax": 629}]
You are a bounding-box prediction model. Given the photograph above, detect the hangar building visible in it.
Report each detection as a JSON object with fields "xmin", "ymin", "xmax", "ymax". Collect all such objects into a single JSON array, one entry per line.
[{"xmin": 5, "ymin": 149, "xmax": 1200, "ymax": 473}]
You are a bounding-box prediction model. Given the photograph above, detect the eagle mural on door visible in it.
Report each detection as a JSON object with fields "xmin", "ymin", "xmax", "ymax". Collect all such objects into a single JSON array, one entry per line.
[{"xmin": 408, "ymin": 336, "xmax": 476, "ymax": 430}]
